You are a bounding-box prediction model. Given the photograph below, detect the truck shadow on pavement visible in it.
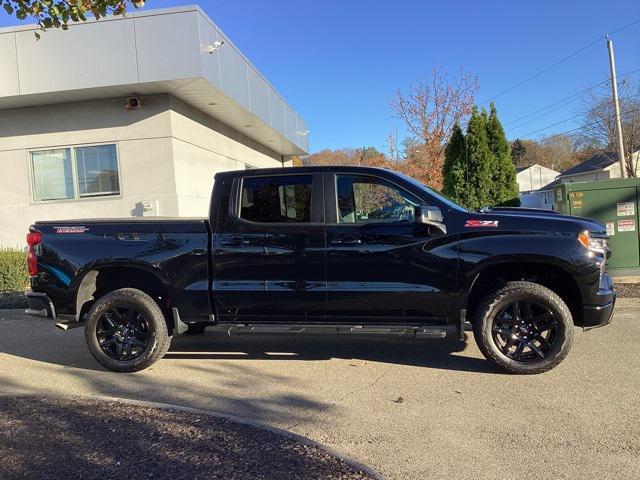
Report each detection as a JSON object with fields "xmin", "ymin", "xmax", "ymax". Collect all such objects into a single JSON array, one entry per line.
[
  {"xmin": 165, "ymin": 330, "xmax": 500, "ymax": 374},
  {"xmin": 0, "ymin": 311, "xmax": 499, "ymax": 375}
]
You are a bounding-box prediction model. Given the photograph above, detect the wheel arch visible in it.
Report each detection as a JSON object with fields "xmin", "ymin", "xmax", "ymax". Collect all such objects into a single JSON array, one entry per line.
[
  {"xmin": 463, "ymin": 260, "xmax": 583, "ymax": 326},
  {"xmin": 75, "ymin": 263, "xmax": 172, "ymax": 325}
]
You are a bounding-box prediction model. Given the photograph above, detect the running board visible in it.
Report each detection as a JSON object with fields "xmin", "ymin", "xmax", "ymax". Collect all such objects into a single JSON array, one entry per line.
[{"xmin": 207, "ymin": 324, "xmax": 448, "ymax": 339}]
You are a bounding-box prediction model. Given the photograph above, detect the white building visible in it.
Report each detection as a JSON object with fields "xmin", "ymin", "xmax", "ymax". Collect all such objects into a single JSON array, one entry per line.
[
  {"xmin": 516, "ymin": 164, "xmax": 559, "ymax": 209},
  {"xmin": 0, "ymin": 6, "xmax": 308, "ymax": 247},
  {"xmin": 516, "ymin": 164, "xmax": 559, "ymax": 192}
]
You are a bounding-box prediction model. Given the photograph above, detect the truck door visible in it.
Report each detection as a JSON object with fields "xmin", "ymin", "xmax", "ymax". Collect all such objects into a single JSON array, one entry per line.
[
  {"xmin": 212, "ymin": 172, "xmax": 325, "ymax": 323},
  {"xmin": 323, "ymin": 172, "xmax": 455, "ymax": 323}
]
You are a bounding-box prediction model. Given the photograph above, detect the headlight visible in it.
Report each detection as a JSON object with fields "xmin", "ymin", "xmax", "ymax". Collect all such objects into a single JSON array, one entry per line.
[{"xmin": 578, "ymin": 231, "xmax": 608, "ymax": 253}]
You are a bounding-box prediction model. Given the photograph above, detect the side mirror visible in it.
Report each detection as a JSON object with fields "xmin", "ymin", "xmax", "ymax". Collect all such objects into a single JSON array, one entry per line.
[{"xmin": 414, "ymin": 205, "xmax": 446, "ymax": 234}]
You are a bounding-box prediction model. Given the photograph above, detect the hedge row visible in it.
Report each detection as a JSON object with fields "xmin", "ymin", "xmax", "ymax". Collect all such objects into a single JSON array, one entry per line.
[{"xmin": 0, "ymin": 249, "xmax": 28, "ymax": 292}]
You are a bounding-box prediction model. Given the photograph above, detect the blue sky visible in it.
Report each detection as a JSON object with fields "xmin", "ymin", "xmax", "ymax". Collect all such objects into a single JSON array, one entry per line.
[{"xmin": 2, "ymin": 0, "xmax": 639, "ymax": 154}]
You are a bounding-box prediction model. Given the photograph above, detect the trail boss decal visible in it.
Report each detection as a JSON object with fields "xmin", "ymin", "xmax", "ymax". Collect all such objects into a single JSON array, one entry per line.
[
  {"xmin": 54, "ymin": 226, "xmax": 89, "ymax": 234},
  {"xmin": 465, "ymin": 220, "xmax": 499, "ymax": 228}
]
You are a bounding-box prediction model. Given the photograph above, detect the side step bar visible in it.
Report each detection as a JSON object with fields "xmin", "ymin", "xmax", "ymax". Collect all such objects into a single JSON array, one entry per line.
[{"xmin": 204, "ymin": 324, "xmax": 448, "ymax": 339}]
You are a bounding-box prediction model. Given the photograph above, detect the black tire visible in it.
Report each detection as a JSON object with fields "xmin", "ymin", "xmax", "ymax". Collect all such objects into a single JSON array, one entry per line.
[
  {"xmin": 473, "ymin": 281, "xmax": 574, "ymax": 374},
  {"xmin": 84, "ymin": 288, "xmax": 171, "ymax": 372}
]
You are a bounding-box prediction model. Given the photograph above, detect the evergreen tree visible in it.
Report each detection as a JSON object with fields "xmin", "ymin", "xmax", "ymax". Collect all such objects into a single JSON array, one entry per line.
[
  {"xmin": 465, "ymin": 107, "xmax": 492, "ymax": 209},
  {"xmin": 442, "ymin": 123, "xmax": 467, "ymax": 206},
  {"xmin": 486, "ymin": 103, "xmax": 520, "ymax": 206}
]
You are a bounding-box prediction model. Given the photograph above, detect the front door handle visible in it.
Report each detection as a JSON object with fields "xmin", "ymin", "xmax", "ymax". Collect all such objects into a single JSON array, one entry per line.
[
  {"xmin": 225, "ymin": 236, "xmax": 251, "ymax": 247},
  {"xmin": 331, "ymin": 239, "xmax": 362, "ymax": 246}
]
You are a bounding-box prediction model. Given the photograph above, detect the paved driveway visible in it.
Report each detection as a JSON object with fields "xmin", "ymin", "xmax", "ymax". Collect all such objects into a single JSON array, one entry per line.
[{"xmin": 1, "ymin": 299, "xmax": 639, "ymax": 480}]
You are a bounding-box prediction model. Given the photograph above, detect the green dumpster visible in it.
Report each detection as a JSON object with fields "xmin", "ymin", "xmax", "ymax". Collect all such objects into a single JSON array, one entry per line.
[{"xmin": 554, "ymin": 178, "xmax": 640, "ymax": 277}]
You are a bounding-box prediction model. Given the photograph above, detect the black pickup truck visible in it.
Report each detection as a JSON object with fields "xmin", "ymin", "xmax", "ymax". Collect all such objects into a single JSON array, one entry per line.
[{"xmin": 25, "ymin": 166, "xmax": 615, "ymax": 374}]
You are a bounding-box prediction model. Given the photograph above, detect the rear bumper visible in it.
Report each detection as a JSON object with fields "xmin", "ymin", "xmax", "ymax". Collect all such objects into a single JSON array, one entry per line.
[{"xmin": 25, "ymin": 291, "xmax": 56, "ymax": 319}]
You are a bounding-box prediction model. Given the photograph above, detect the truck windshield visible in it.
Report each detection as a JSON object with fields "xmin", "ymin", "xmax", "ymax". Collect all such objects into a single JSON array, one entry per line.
[{"xmin": 394, "ymin": 171, "xmax": 468, "ymax": 213}]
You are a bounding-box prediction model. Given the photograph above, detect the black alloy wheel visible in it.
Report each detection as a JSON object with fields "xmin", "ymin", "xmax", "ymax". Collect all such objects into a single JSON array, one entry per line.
[
  {"xmin": 85, "ymin": 288, "xmax": 171, "ymax": 372},
  {"xmin": 96, "ymin": 307, "xmax": 150, "ymax": 361},
  {"xmin": 473, "ymin": 281, "xmax": 574, "ymax": 374},
  {"xmin": 491, "ymin": 300, "xmax": 558, "ymax": 363}
]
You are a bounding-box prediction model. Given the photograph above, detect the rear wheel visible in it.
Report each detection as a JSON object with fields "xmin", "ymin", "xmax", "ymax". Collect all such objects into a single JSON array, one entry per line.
[
  {"xmin": 473, "ymin": 281, "xmax": 574, "ymax": 374},
  {"xmin": 84, "ymin": 288, "xmax": 171, "ymax": 372}
]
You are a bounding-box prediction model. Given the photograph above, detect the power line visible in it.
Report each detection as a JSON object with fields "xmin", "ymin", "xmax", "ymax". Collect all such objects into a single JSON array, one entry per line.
[
  {"xmin": 504, "ymin": 68, "xmax": 640, "ymax": 130},
  {"xmin": 518, "ymin": 93, "xmax": 640, "ymax": 139},
  {"xmin": 533, "ymin": 106, "xmax": 640, "ymax": 146},
  {"xmin": 519, "ymin": 111, "xmax": 595, "ymax": 138},
  {"xmin": 479, "ymin": 18, "xmax": 640, "ymax": 105}
]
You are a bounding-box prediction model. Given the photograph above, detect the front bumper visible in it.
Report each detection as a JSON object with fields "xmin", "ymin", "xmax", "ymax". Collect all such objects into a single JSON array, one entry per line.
[
  {"xmin": 582, "ymin": 273, "xmax": 616, "ymax": 330},
  {"xmin": 25, "ymin": 291, "xmax": 56, "ymax": 319}
]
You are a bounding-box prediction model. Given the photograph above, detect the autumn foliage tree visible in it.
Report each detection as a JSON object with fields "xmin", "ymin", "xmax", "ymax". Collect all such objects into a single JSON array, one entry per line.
[
  {"xmin": 389, "ymin": 67, "xmax": 478, "ymax": 190},
  {"xmin": 2, "ymin": 0, "xmax": 145, "ymax": 37}
]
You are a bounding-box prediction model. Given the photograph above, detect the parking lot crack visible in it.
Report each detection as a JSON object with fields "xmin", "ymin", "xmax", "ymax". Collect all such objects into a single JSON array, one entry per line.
[{"xmin": 334, "ymin": 364, "xmax": 395, "ymax": 405}]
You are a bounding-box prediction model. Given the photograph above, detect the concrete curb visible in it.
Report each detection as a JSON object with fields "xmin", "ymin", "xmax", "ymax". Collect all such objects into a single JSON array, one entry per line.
[{"xmin": 0, "ymin": 393, "xmax": 383, "ymax": 480}]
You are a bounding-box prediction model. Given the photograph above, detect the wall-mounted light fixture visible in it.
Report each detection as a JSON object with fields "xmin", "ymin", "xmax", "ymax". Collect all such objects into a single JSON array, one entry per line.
[
  {"xmin": 205, "ymin": 41, "xmax": 224, "ymax": 54},
  {"xmin": 125, "ymin": 96, "xmax": 142, "ymax": 110}
]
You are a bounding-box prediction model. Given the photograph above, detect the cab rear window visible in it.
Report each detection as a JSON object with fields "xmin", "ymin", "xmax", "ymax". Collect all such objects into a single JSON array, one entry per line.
[{"xmin": 240, "ymin": 175, "xmax": 312, "ymax": 223}]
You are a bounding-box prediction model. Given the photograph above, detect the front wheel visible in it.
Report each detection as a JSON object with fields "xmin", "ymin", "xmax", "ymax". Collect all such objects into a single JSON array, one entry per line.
[
  {"xmin": 474, "ymin": 281, "xmax": 574, "ymax": 374},
  {"xmin": 84, "ymin": 288, "xmax": 171, "ymax": 372}
]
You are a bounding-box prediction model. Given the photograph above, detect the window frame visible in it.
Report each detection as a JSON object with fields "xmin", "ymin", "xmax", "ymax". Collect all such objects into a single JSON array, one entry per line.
[
  {"xmin": 230, "ymin": 173, "xmax": 324, "ymax": 226},
  {"xmin": 326, "ymin": 172, "xmax": 425, "ymax": 226},
  {"xmin": 28, "ymin": 142, "xmax": 122, "ymax": 204}
]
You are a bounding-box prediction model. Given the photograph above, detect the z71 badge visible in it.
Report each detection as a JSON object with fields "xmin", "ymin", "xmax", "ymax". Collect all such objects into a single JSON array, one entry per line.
[{"xmin": 465, "ymin": 220, "xmax": 499, "ymax": 228}]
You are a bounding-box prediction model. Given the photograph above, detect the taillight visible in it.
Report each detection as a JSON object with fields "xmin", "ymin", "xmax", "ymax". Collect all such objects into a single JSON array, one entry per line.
[
  {"xmin": 27, "ymin": 231, "xmax": 41, "ymax": 246},
  {"xmin": 26, "ymin": 230, "xmax": 42, "ymax": 277}
]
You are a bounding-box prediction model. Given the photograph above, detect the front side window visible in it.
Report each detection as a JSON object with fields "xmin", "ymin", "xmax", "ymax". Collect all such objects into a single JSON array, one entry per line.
[
  {"xmin": 240, "ymin": 175, "xmax": 312, "ymax": 223},
  {"xmin": 336, "ymin": 175, "xmax": 420, "ymax": 224},
  {"xmin": 30, "ymin": 144, "xmax": 120, "ymax": 202}
]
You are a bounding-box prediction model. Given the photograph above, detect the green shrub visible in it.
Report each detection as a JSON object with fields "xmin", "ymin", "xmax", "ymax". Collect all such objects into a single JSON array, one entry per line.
[{"xmin": 0, "ymin": 249, "xmax": 28, "ymax": 292}]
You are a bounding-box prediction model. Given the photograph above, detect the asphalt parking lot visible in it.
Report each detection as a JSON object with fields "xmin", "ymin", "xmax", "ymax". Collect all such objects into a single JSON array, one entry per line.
[{"xmin": 1, "ymin": 299, "xmax": 639, "ymax": 480}]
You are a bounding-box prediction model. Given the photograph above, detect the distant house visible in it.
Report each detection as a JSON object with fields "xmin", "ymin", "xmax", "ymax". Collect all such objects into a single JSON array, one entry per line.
[
  {"xmin": 516, "ymin": 164, "xmax": 560, "ymax": 192},
  {"xmin": 535, "ymin": 150, "xmax": 640, "ymax": 210},
  {"xmin": 557, "ymin": 151, "xmax": 640, "ymax": 184},
  {"xmin": 534, "ymin": 178, "xmax": 561, "ymax": 210},
  {"xmin": 516, "ymin": 164, "xmax": 559, "ymax": 209}
]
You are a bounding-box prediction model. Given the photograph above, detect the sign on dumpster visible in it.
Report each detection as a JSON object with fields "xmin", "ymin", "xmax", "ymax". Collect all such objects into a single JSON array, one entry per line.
[
  {"xmin": 617, "ymin": 202, "xmax": 635, "ymax": 216},
  {"xmin": 618, "ymin": 219, "xmax": 636, "ymax": 232}
]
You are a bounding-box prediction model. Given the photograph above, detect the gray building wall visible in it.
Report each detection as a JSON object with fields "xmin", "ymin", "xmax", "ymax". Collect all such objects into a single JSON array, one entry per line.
[
  {"xmin": 0, "ymin": 5, "xmax": 309, "ymax": 155},
  {"xmin": 0, "ymin": 94, "xmax": 284, "ymax": 247}
]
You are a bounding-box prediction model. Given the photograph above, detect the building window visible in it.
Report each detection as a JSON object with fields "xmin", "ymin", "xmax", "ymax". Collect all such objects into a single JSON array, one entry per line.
[
  {"xmin": 76, "ymin": 145, "xmax": 120, "ymax": 197},
  {"xmin": 30, "ymin": 144, "xmax": 120, "ymax": 202},
  {"xmin": 240, "ymin": 175, "xmax": 312, "ymax": 223},
  {"xmin": 31, "ymin": 148, "xmax": 74, "ymax": 201}
]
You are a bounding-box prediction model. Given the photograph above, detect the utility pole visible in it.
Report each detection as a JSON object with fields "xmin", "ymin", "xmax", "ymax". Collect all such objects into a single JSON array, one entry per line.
[{"xmin": 606, "ymin": 36, "xmax": 628, "ymax": 178}]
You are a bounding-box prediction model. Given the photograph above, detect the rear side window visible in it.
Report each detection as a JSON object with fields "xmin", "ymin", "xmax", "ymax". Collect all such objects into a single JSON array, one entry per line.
[{"xmin": 240, "ymin": 175, "xmax": 313, "ymax": 223}]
